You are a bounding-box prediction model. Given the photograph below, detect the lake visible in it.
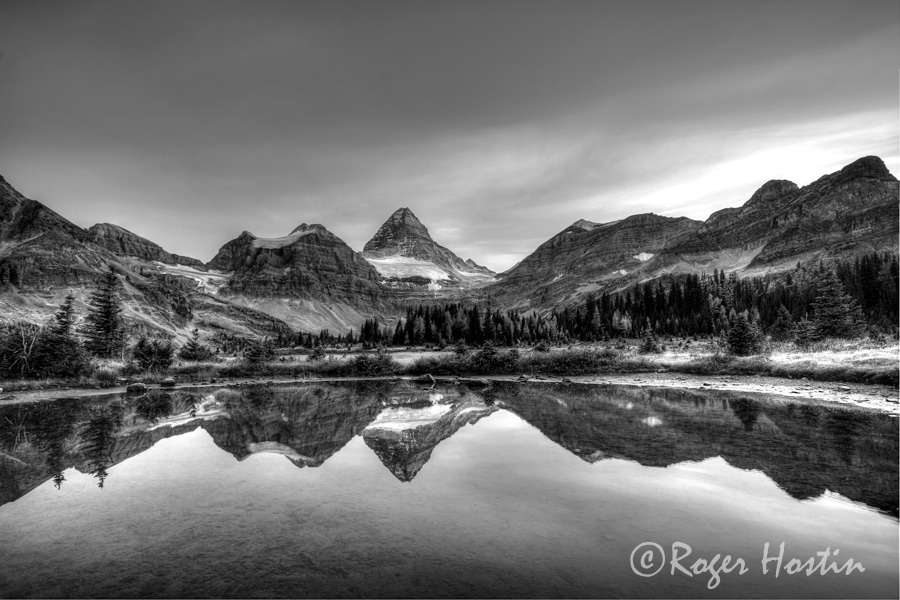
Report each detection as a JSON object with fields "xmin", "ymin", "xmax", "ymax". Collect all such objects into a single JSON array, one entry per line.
[{"xmin": 0, "ymin": 380, "xmax": 897, "ymax": 598}]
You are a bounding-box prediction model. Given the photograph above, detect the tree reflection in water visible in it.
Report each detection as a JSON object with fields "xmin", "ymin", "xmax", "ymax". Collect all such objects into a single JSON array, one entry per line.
[
  {"xmin": 80, "ymin": 401, "xmax": 124, "ymax": 488},
  {"xmin": 0, "ymin": 381, "xmax": 896, "ymax": 515}
]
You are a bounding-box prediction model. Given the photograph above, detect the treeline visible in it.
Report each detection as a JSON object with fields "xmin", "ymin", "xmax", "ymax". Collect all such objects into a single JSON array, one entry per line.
[
  {"xmin": 354, "ymin": 252, "xmax": 898, "ymax": 347},
  {"xmin": 553, "ymin": 251, "xmax": 897, "ymax": 341}
]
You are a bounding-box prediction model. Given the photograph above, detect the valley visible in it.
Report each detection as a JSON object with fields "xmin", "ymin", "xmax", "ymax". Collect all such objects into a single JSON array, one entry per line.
[{"xmin": 0, "ymin": 156, "xmax": 897, "ymax": 393}]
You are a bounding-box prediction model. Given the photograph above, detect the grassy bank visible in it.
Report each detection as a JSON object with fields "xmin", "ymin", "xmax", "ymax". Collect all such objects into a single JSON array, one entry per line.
[{"xmin": 2, "ymin": 340, "xmax": 897, "ymax": 393}]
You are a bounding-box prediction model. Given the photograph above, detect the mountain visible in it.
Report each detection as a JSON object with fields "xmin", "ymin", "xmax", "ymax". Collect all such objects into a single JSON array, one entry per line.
[
  {"xmin": 490, "ymin": 156, "xmax": 898, "ymax": 310},
  {"xmin": 490, "ymin": 213, "xmax": 701, "ymax": 309},
  {"xmin": 0, "ymin": 175, "xmax": 296, "ymax": 342},
  {"xmin": 0, "ymin": 174, "xmax": 113, "ymax": 286},
  {"xmin": 668, "ymin": 155, "xmax": 899, "ymax": 271},
  {"xmin": 87, "ymin": 223, "xmax": 204, "ymax": 267},
  {"xmin": 362, "ymin": 207, "xmax": 495, "ymax": 287},
  {"xmin": 206, "ymin": 223, "xmax": 390, "ymax": 332},
  {"xmin": 1, "ymin": 155, "xmax": 897, "ymax": 336}
]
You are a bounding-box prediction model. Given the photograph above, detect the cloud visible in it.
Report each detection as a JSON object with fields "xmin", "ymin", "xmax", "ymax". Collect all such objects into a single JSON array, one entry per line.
[{"xmin": 0, "ymin": 0, "xmax": 897, "ymax": 272}]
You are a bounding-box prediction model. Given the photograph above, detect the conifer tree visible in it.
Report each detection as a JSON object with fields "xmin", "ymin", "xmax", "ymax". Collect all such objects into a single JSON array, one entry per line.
[
  {"xmin": 83, "ymin": 270, "xmax": 125, "ymax": 358},
  {"xmin": 38, "ymin": 293, "xmax": 90, "ymax": 377},
  {"xmin": 792, "ymin": 317, "xmax": 821, "ymax": 347},
  {"xmin": 811, "ymin": 270, "xmax": 865, "ymax": 338},
  {"xmin": 51, "ymin": 294, "xmax": 77, "ymax": 337},
  {"xmin": 726, "ymin": 313, "xmax": 762, "ymax": 356},
  {"xmin": 178, "ymin": 329, "xmax": 215, "ymax": 361},
  {"xmin": 769, "ymin": 305, "xmax": 794, "ymax": 341}
]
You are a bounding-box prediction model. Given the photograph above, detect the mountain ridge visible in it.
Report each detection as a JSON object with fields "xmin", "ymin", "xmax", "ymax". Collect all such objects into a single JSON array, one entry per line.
[{"xmin": 1, "ymin": 154, "xmax": 896, "ymax": 334}]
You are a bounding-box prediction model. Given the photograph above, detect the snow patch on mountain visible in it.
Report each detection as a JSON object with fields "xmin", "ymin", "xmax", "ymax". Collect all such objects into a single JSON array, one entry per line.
[
  {"xmin": 153, "ymin": 262, "xmax": 230, "ymax": 294},
  {"xmin": 365, "ymin": 403, "xmax": 453, "ymax": 431},
  {"xmin": 633, "ymin": 252, "xmax": 655, "ymax": 262},
  {"xmin": 365, "ymin": 255, "xmax": 452, "ymax": 281},
  {"xmin": 248, "ymin": 441, "xmax": 315, "ymax": 462}
]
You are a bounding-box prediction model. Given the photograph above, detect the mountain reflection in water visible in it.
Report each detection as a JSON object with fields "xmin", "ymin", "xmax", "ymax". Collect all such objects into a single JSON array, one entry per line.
[
  {"xmin": 0, "ymin": 380, "xmax": 897, "ymax": 598},
  {"xmin": 1, "ymin": 381, "xmax": 895, "ymax": 515}
]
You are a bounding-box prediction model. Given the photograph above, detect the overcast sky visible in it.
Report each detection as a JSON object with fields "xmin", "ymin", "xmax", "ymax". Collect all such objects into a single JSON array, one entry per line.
[{"xmin": 1, "ymin": 0, "xmax": 897, "ymax": 271}]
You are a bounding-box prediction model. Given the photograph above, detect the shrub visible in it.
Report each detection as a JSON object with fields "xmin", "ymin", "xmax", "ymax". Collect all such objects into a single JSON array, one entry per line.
[
  {"xmin": 92, "ymin": 367, "xmax": 120, "ymax": 387},
  {"xmin": 468, "ymin": 343, "xmax": 519, "ymax": 374},
  {"xmin": 308, "ymin": 345, "xmax": 327, "ymax": 362},
  {"xmin": 130, "ymin": 337, "xmax": 175, "ymax": 372},
  {"xmin": 519, "ymin": 348, "xmax": 618, "ymax": 375},
  {"xmin": 639, "ymin": 334, "xmax": 661, "ymax": 354},
  {"xmin": 533, "ymin": 340, "xmax": 551, "ymax": 353},
  {"xmin": 352, "ymin": 349, "xmax": 396, "ymax": 376}
]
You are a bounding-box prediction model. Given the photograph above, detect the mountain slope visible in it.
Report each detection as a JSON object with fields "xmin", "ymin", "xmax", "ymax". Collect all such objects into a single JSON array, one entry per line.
[
  {"xmin": 362, "ymin": 207, "xmax": 494, "ymax": 284},
  {"xmin": 0, "ymin": 175, "xmax": 110, "ymax": 286},
  {"xmin": 0, "ymin": 175, "xmax": 295, "ymax": 342},
  {"xmin": 88, "ymin": 223, "xmax": 203, "ymax": 267},
  {"xmin": 668, "ymin": 155, "xmax": 899, "ymax": 272},
  {"xmin": 206, "ymin": 223, "xmax": 390, "ymax": 331},
  {"xmin": 489, "ymin": 156, "xmax": 898, "ymax": 310},
  {"xmin": 490, "ymin": 213, "xmax": 702, "ymax": 309}
]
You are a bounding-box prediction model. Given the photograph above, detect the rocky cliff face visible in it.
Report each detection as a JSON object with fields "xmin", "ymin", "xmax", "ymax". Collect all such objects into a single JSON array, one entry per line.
[
  {"xmin": 88, "ymin": 223, "xmax": 203, "ymax": 267},
  {"xmin": 0, "ymin": 175, "xmax": 294, "ymax": 343},
  {"xmin": 0, "ymin": 175, "xmax": 89, "ymax": 245},
  {"xmin": 0, "ymin": 175, "xmax": 113, "ymax": 287},
  {"xmin": 490, "ymin": 213, "xmax": 701, "ymax": 309},
  {"xmin": 1, "ymin": 155, "xmax": 896, "ymax": 335},
  {"xmin": 669, "ymin": 156, "xmax": 899, "ymax": 272},
  {"xmin": 208, "ymin": 223, "xmax": 386, "ymax": 309},
  {"xmin": 488, "ymin": 156, "xmax": 898, "ymax": 310},
  {"xmin": 362, "ymin": 207, "xmax": 495, "ymax": 286}
]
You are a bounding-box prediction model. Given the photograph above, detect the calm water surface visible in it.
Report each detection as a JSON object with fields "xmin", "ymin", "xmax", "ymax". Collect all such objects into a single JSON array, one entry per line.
[{"xmin": 0, "ymin": 381, "xmax": 896, "ymax": 598}]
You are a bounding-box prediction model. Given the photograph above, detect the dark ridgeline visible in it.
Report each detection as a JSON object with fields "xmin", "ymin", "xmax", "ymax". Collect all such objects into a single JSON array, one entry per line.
[{"xmin": 0, "ymin": 381, "xmax": 896, "ymax": 516}]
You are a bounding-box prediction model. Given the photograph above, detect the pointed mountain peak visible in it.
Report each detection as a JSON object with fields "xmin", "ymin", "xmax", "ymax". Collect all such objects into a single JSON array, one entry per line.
[
  {"xmin": 386, "ymin": 207, "xmax": 429, "ymax": 235},
  {"xmin": 363, "ymin": 207, "xmax": 433, "ymax": 253},
  {"xmin": 389, "ymin": 207, "xmax": 422, "ymax": 223},
  {"xmin": 362, "ymin": 208, "xmax": 494, "ymax": 279}
]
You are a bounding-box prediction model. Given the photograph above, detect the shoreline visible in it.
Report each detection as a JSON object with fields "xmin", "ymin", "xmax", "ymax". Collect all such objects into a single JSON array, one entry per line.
[{"xmin": 2, "ymin": 372, "xmax": 897, "ymax": 415}]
